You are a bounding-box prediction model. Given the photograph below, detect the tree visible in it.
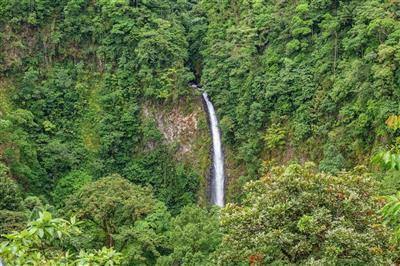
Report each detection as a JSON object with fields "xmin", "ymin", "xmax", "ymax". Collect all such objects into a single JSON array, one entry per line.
[
  {"xmin": 319, "ymin": 143, "xmax": 346, "ymax": 174},
  {"xmin": 65, "ymin": 175, "xmax": 158, "ymax": 247},
  {"xmin": 215, "ymin": 163, "xmax": 394, "ymax": 265},
  {"xmin": 65, "ymin": 175, "xmax": 172, "ymax": 264},
  {"xmin": 157, "ymin": 205, "xmax": 222, "ymax": 266}
]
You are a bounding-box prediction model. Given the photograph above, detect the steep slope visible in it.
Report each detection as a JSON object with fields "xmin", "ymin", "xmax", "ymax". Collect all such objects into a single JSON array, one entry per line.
[
  {"xmin": 2, "ymin": 0, "xmax": 399, "ymax": 207},
  {"xmin": 0, "ymin": 0, "xmax": 209, "ymax": 212},
  {"xmin": 197, "ymin": 0, "xmax": 400, "ymax": 196}
]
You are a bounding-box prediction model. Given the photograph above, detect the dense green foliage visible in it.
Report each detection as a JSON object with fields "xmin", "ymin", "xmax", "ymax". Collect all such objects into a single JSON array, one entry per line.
[
  {"xmin": 158, "ymin": 205, "xmax": 221, "ymax": 265},
  {"xmin": 374, "ymin": 115, "xmax": 400, "ymax": 246},
  {"xmin": 63, "ymin": 177, "xmax": 219, "ymax": 265},
  {"xmin": 2, "ymin": 0, "xmax": 400, "ymax": 265},
  {"xmin": 52, "ymin": 170, "xmax": 93, "ymax": 208},
  {"xmin": 198, "ymin": 0, "xmax": 400, "ymax": 182},
  {"xmin": 217, "ymin": 163, "xmax": 395, "ymax": 265},
  {"xmin": 0, "ymin": 163, "xmax": 26, "ymax": 234},
  {"xmin": 0, "ymin": 0, "xmax": 201, "ymax": 212},
  {"xmin": 65, "ymin": 176, "xmax": 163, "ymax": 248},
  {"xmin": 0, "ymin": 163, "xmax": 23, "ymax": 210}
]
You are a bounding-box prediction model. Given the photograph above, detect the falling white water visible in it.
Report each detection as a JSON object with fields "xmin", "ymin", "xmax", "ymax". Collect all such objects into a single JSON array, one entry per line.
[{"xmin": 201, "ymin": 91, "xmax": 225, "ymax": 207}]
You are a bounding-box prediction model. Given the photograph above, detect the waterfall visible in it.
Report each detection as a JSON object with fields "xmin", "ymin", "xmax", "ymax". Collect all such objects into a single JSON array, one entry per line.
[
  {"xmin": 194, "ymin": 85, "xmax": 225, "ymax": 207},
  {"xmin": 203, "ymin": 92, "xmax": 225, "ymax": 207}
]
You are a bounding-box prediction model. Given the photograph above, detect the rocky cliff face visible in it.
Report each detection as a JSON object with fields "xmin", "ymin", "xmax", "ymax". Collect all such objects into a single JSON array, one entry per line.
[
  {"xmin": 142, "ymin": 98, "xmax": 202, "ymax": 156},
  {"xmin": 142, "ymin": 95, "xmax": 211, "ymax": 205}
]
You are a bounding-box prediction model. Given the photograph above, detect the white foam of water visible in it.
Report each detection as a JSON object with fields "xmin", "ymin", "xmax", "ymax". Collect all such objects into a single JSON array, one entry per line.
[{"xmin": 202, "ymin": 92, "xmax": 225, "ymax": 207}]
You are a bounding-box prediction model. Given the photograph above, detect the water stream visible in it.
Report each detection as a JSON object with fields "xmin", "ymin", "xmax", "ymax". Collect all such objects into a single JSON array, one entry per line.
[{"xmin": 193, "ymin": 85, "xmax": 225, "ymax": 207}]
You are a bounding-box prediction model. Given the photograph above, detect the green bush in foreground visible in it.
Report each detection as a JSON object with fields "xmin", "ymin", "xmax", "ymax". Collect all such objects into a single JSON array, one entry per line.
[{"xmin": 0, "ymin": 211, "xmax": 121, "ymax": 265}]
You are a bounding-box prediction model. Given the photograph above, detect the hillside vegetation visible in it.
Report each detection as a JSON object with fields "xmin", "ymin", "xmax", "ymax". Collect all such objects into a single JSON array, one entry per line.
[
  {"xmin": 0, "ymin": 0, "xmax": 206, "ymax": 213},
  {"xmin": 1, "ymin": 0, "xmax": 400, "ymax": 265},
  {"xmin": 198, "ymin": 0, "xmax": 400, "ymax": 184}
]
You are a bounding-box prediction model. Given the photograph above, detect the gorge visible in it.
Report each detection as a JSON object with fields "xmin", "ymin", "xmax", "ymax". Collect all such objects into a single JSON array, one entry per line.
[{"xmin": 1, "ymin": 1, "xmax": 400, "ymax": 264}]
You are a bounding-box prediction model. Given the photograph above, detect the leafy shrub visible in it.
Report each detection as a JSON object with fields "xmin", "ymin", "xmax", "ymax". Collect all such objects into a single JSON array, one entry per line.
[{"xmin": 0, "ymin": 211, "xmax": 121, "ymax": 265}]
